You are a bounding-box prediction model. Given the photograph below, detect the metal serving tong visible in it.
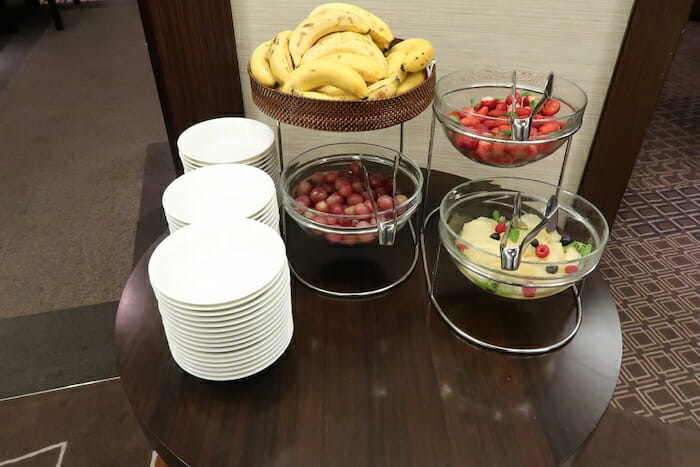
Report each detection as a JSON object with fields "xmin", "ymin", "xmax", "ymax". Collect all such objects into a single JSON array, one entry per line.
[
  {"xmin": 500, "ymin": 193, "xmax": 559, "ymax": 271},
  {"xmin": 510, "ymin": 71, "xmax": 554, "ymax": 141},
  {"xmin": 358, "ymin": 154, "xmax": 401, "ymax": 246}
]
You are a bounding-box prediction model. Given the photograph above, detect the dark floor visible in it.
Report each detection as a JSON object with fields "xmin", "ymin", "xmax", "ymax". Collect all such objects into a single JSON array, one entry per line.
[{"xmin": 0, "ymin": 1, "xmax": 698, "ymax": 465}]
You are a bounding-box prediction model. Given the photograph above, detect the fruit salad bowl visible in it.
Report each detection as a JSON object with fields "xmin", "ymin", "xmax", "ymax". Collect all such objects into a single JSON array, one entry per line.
[
  {"xmin": 281, "ymin": 143, "xmax": 423, "ymax": 247},
  {"xmin": 439, "ymin": 177, "xmax": 608, "ymax": 299},
  {"xmin": 434, "ymin": 69, "xmax": 587, "ymax": 167}
]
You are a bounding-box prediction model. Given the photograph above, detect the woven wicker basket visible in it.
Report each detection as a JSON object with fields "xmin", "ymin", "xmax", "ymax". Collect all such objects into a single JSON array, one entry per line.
[{"xmin": 249, "ymin": 62, "xmax": 435, "ymax": 132}]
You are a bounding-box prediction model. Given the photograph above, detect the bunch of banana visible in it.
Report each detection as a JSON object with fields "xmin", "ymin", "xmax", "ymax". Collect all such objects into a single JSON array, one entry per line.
[{"xmin": 249, "ymin": 3, "xmax": 434, "ymax": 101}]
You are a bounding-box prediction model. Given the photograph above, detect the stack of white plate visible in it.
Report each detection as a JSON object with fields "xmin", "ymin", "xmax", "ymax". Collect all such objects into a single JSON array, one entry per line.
[
  {"xmin": 162, "ymin": 164, "xmax": 279, "ymax": 234},
  {"xmin": 148, "ymin": 218, "xmax": 292, "ymax": 381},
  {"xmin": 177, "ymin": 117, "xmax": 279, "ymax": 185}
]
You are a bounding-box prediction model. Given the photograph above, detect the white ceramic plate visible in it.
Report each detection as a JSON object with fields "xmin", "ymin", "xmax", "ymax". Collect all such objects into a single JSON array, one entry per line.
[
  {"xmin": 162, "ymin": 164, "xmax": 276, "ymax": 225},
  {"xmin": 177, "ymin": 118, "xmax": 274, "ymax": 165},
  {"xmin": 152, "ymin": 263, "xmax": 289, "ymax": 312},
  {"xmin": 148, "ymin": 218, "xmax": 286, "ymax": 305}
]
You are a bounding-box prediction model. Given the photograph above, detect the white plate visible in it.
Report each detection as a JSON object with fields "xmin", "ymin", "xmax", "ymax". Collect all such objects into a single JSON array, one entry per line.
[
  {"xmin": 164, "ymin": 309, "xmax": 289, "ymax": 352},
  {"xmin": 171, "ymin": 325, "xmax": 292, "ymax": 381},
  {"xmin": 169, "ymin": 323, "xmax": 294, "ymax": 372},
  {"xmin": 162, "ymin": 164, "xmax": 276, "ymax": 225},
  {"xmin": 148, "ymin": 218, "xmax": 286, "ymax": 305},
  {"xmin": 168, "ymin": 313, "xmax": 291, "ymax": 363},
  {"xmin": 177, "ymin": 118, "xmax": 274, "ymax": 165},
  {"xmin": 159, "ymin": 285, "xmax": 289, "ymax": 330},
  {"xmin": 179, "ymin": 145, "xmax": 276, "ymax": 168},
  {"xmin": 152, "ymin": 264, "xmax": 289, "ymax": 312},
  {"xmin": 162, "ymin": 304, "xmax": 290, "ymax": 352}
]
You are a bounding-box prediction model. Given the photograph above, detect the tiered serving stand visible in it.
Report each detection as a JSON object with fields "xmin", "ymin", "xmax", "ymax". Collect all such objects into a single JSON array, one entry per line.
[
  {"xmin": 422, "ymin": 68, "xmax": 609, "ymax": 354},
  {"xmin": 249, "ymin": 61, "xmax": 436, "ymax": 298}
]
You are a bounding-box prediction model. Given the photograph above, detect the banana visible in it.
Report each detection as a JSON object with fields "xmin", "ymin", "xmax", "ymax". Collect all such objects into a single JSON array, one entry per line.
[
  {"xmin": 396, "ymin": 71, "xmax": 426, "ymax": 95},
  {"xmin": 308, "ymin": 3, "xmax": 394, "ymax": 51},
  {"xmin": 281, "ymin": 60, "xmax": 368, "ymax": 98},
  {"xmin": 367, "ymin": 76, "xmax": 400, "ymax": 100},
  {"xmin": 301, "ymin": 32, "xmax": 386, "ymax": 69},
  {"xmin": 315, "ymin": 85, "xmax": 357, "ymax": 99},
  {"xmin": 289, "ymin": 10, "xmax": 372, "ymax": 66},
  {"xmin": 249, "ymin": 40, "xmax": 277, "ymax": 88},
  {"xmin": 388, "ymin": 38, "xmax": 434, "ymax": 73},
  {"xmin": 268, "ymin": 30, "xmax": 294, "ymax": 85},
  {"xmin": 293, "ymin": 90, "xmax": 354, "ymax": 101},
  {"xmin": 317, "ymin": 53, "xmax": 385, "ymax": 84},
  {"xmin": 385, "ymin": 50, "xmax": 407, "ymax": 82}
]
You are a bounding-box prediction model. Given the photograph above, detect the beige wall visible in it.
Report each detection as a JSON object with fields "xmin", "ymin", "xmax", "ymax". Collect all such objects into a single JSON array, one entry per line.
[{"xmin": 231, "ymin": 0, "xmax": 634, "ymax": 192}]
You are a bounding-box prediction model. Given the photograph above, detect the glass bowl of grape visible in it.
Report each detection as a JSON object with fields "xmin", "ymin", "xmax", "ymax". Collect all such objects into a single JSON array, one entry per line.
[
  {"xmin": 433, "ymin": 69, "xmax": 588, "ymax": 167},
  {"xmin": 439, "ymin": 177, "xmax": 608, "ymax": 299},
  {"xmin": 282, "ymin": 143, "xmax": 423, "ymax": 246}
]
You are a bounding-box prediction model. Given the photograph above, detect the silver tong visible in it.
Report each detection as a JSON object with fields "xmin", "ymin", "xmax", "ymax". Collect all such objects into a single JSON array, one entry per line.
[
  {"xmin": 500, "ymin": 193, "xmax": 559, "ymax": 271},
  {"xmin": 510, "ymin": 71, "xmax": 554, "ymax": 141}
]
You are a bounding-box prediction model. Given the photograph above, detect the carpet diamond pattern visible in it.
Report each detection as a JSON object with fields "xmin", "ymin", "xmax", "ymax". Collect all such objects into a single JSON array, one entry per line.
[{"xmin": 602, "ymin": 22, "xmax": 700, "ymax": 431}]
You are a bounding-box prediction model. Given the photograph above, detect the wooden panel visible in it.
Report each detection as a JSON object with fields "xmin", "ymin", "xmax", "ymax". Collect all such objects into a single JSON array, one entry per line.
[
  {"xmin": 137, "ymin": 0, "xmax": 244, "ymax": 173},
  {"xmin": 230, "ymin": 0, "xmax": 634, "ymax": 192},
  {"xmin": 579, "ymin": 0, "xmax": 695, "ymax": 225}
]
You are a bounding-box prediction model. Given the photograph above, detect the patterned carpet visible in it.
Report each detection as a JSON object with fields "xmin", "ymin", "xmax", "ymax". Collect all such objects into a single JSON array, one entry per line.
[{"xmin": 603, "ymin": 21, "xmax": 700, "ymax": 430}]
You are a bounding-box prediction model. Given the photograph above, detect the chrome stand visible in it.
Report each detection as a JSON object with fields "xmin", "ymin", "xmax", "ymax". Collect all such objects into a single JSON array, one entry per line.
[{"xmin": 277, "ymin": 121, "xmax": 421, "ymax": 298}]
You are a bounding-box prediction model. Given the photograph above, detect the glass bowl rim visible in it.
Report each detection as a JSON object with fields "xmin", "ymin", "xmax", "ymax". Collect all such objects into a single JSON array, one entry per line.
[
  {"xmin": 439, "ymin": 176, "xmax": 609, "ymax": 267},
  {"xmin": 434, "ymin": 68, "xmax": 589, "ymax": 125},
  {"xmin": 281, "ymin": 142, "xmax": 424, "ymax": 221}
]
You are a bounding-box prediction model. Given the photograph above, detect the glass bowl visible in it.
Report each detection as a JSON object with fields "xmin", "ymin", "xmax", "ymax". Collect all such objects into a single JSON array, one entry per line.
[
  {"xmin": 439, "ymin": 177, "xmax": 608, "ymax": 299},
  {"xmin": 282, "ymin": 143, "xmax": 423, "ymax": 246},
  {"xmin": 434, "ymin": 69, "xmax": 588, "ymax": 167}
]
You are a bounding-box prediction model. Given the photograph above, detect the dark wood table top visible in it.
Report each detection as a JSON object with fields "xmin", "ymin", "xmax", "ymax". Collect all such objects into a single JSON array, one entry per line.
[{"xmin": 116, "ymin": 170, "xmax": 622, "ymax": 467}]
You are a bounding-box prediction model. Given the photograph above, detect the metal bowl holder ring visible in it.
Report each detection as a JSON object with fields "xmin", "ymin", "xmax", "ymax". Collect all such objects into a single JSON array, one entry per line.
[{"xmin": 421, "ymin": 70, "xmax": 593, "ymax": 354}]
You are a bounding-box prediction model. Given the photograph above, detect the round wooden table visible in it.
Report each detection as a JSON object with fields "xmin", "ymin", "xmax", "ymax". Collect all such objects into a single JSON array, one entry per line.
[{"xmin": 116, "ymin": 171, "xmax": 622, "ymax": 467}]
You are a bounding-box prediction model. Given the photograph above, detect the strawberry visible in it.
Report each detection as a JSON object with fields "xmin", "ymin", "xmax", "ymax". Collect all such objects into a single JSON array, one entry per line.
[
  {"xmin": 523, "ymin": 95, "xmax": 538, "ymax": 107},
  {"xmin": 488, "ymin": 109, "xmax": 505, "ymax": 118},
  {"xmin": 460, "ymin": 115, "xmax": 481, "ymax": 127},
  {"xmin": 475, "ymin": 141, "xmax": 493, "ymax": 160},
  {"xmin": 515, "ymin": 106, "xmax": 532, "ymax": 118},
  {"xmin": 480, "ymin": 97, "xmax": 498, "ymax": 110},
  {"xmin": 477, "ymin": 106, "xmax": 490, "ymax": 116},
  {"xmin": 495, "ymin": 102, "xmax": 507, "ymax": 112},
  {"xmin": 538, "ymin": 122, "xmax": 560, "ymax": 134},
  {"xmin": 505, "ymin": 92, "xmax": 522, "ymax": 106},
  {"xmin": 541, "ymin": 99, "xmax": 561, "ymax": 116}
]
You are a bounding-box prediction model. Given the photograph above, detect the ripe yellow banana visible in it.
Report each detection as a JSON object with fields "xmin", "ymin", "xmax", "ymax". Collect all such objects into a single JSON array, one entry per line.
[
  {"xmin": 289, "ymin": 11, "xmax": 372, "ymax": 66},
  {"xmin": 308, "ymin": 3, "xmax": 394, "ymax": 51},
  {"xmin": 317, "ymin": 53, "xmax": 385, "ymax": 84},
  {"xmin": 293, "ymin": 90, "xmax": 354, "ymax": 100},
  {"xmin": 269, "ymin": 30, "xmax": 294, "ymax": 85},
  {"xmin": 385, "ymin": 50, "xmax": 407, "ymax": 82},
  {"xmin": 396, "ymin": 71, "xmax": 426, "ymax": 95},
  {"xmin": 367, "ymin": 76, "xmax": 400, "ymax": 100},
  {"xmin": 301, "ymin": 32, "xmax": 386, "ymax": 69},
  {"xmin": 249, "ymin": 40, "xmax": 277, "ymax": 88},
  {"xmin": 315, "ymin": 85, "xmax": 357, "ymax": 99},
  {"xmin": 388, "ymin": 38, "xmax": 434, "ymax": 73},
  {"xmin": 281, "ymin": 60, "xmax": 368, "ymax": 98}
]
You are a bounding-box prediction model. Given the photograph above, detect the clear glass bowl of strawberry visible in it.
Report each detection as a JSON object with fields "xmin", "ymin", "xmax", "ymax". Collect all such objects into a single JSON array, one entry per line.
[
  {"xmin": 434, "ymin": 69, "xmax": 588, "ymax": 167},
  {"xmin": 439, "ymin": 177, "xmax": 608, "ymax": 299},
  {"xmin": 282, "ymin": 143, "xmax": 423, "ymax": 246}
]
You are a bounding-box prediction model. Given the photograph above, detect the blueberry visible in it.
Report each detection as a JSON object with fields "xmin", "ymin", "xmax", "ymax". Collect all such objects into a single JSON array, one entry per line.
[
  {"xmin": 530, "ymin": 239, "xmax": 539, "ymax": 247},
  {"xmin": 561, "ymin": 236, "xmax": 573, "ymax": 246},
  {"xmin": 490, "ymin": 233, "xmax": 500, "ymax": 240},
  {"xmin": 546, "ymin": 265, "xmax": 558, "ymax": 274}
]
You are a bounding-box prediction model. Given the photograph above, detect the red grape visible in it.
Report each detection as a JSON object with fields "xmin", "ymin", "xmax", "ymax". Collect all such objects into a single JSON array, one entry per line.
[
  {"xmin": 344, "ymin": 205, "xmax": 356, "ymax": 215},
  {"xmin": 317, "ymin": 183, "xmax": 332, "ymax": 194},
  {"xmin": 377, "ymin": 195, "xmax": 394, "ymax": 211},
  {"xmin": 310, "ymin": 172, "xmax": 325, "ymax": 184},
  {"xmin": 326, "ymin": 193, "xmax": 344, "ymax": 206},
  {"xmin": 347, "ymin": 193, "xmax": 363, "ymax": 206},
  {"xmin": 351, "ymin": 182, "xmax": 364, "ymax": 193},
  {"xmin": 314, "ymin": 200, "xmax": 330, "ymax": 213},
  {"xmin": 309, "ymin": 187, "xmax": 328, "ymax": 204},
  {"xmin": 295, "ymin": 195, "xmax": 311, "ymax": 207},
  {"xmin": 354, "ymin": 203, "xmax": 371, "ymax": 216},
  {"xmin": 369, "ymin": 174, "xmax": 384, "ymax": 188},
  {"xmin": 334, "ymin": 177, "xmax": 350, "ymax": 191},
  {"xmin": 329, "ymin": 204, "xmax": 345, "ymax": 216},
  {"xmin": 296, "ymin": 181, "xmax": 312, "ymax": 197},
  {"xmin": 325, "ymin": 233, "xmax": 343, "ymax": 243},
  {"xmin": 338, "ymin": 183, "xmax": 353, "ymax": 198},
  {"xmin": 325, "ymin": 171, "xmax": 338, "ymax": 184}
]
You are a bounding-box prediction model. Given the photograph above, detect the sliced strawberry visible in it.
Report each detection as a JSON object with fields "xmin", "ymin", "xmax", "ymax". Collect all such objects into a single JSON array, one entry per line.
[
  {"xmin": 523, "ymin": 95, "xmax": 538, "ymax": 107},
  {"xmin": 538, "ymin": 122, "xmax": 560, "ymax": 134},
  {"xmin": 475, "ymin": 141, "xmax": 493, "ymax": 160},
  {"xmin": 515, "ymin": 106, "xmax": 533, "ymax": 118},
  {"xmin": 481, "ymin": 97, "xmax": 498, "ymax": 110},
  {"xmin": 460, "ymin": 115, "xmax": 481, "ymax": 127},
  {"xmin": 541, "ymin": 99, "xmax": 561, "ymax": 116},
  {"xmin": 495, "ymin": 102, "xmax": 507, "ymax": 112},
  {"xmin": 505, "ymin": 92, "xmax": 522, "ymax": 106},
  {"xmin": 477, "ymin": 106, "xmax": 490, "ymax": 116},
  {"xmin": 488, "ymin": 109, "xmax": 505, "ymax": 118}
]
